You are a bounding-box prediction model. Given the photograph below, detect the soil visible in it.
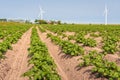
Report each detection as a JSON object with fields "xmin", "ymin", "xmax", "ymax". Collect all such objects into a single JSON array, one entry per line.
[
  {"xmin": 84, "ymin": 46, "xmax": 102, "ymax": 54},
  {"xmin": 0, "ymin": 28, "xmax": 32, "ymax": 80},
  {"xmin": 64, "ymin": 32, "xmax": 75, "ymax": 36},
  {"xmin": 0, "ymin": 40, "xmax": 3, "ymax": 43},
  {"xmin": 105, "ymin": 54, "xmax": 119, "ymax": 62}
]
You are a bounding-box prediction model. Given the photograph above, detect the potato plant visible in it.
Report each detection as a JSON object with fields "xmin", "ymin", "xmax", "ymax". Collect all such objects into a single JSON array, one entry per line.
[{"xmin": 80, "ymin": 51, "xmax": 120, "ymax": 80}]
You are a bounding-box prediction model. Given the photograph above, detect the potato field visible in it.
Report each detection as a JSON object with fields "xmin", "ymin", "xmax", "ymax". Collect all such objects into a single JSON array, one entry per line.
[{"xmin": 0, "ymin": 22, "xmax": 120, "ymax": 80}]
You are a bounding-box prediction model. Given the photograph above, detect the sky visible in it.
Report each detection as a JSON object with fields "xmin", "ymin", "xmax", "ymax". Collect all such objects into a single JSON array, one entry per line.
[{"xmin": 0, "ymin": 0, "xmax": 120, "ymax": 24}]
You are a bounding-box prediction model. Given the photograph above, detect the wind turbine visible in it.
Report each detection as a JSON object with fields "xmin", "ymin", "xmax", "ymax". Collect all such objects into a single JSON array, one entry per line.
[
  {"xmin": 39, "ymin": 6, "xmax": 45, "ymax": 20},
  {"xmin": 104, "ymin": 4, "xmax": 108, "ymax": 25}
]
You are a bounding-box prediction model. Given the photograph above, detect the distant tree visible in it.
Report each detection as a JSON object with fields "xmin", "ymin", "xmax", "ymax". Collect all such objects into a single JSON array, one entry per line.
[
  {"xmin": 39, "ymin": 20, "xmax": 47, "ymax": 24},
  {"xmin": 34, "ymin": 19, "xmax": 47, "ymax": 24},
  {"xmin": 57, "ymin": 20, "xmax": 61, "ymax": 24},
  {"xmin": 50, "ymin": 20, "xmax": 55, "ymax": 24},
  {"xmin": 49, "ymin": 20, "xmax": 61, "ymax": 25},
  {"xmin": 35, "ymin": 19, "xmax": 38, "ymax": 23},
  {"xmin": 0, "ymin": 19, "xmax": 7, "ymax": 22}
]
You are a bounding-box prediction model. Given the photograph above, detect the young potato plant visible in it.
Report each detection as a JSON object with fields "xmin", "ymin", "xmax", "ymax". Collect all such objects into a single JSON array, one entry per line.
[
  {"xmin": 68, "ymin": 35, "xmax": 75, "ymax": 40},
  {"xmin": 48, "ymin": 34, "xmax": 84, "ymax": 56},
  {"xmin": 75, "ymin": 32, "xmax": 86, "ymax": 43},
  {"xmin": 80, "ymin": 51, "xmax": 120, "ymax": 80},
  {"xmin": 49, "ymin": 35, "xmax": 62, "ymax": 45},
  {"xmin": 75, "ymin": 33, "xmax": 96, "ymax": 47},
  {"xmin": 103, "ymin": 35, "xmax": 119, "ymax": 54},
  {"xmin": 24, "ymin": 28, "xmax": 61, "ymax": 80},
  {"xmin": 83, "ymin": 38, "xmax": 97, "ymax": 47},
  {"xmin": 60, "ymin": 40, "xmax": 84, "ymax": 56}
]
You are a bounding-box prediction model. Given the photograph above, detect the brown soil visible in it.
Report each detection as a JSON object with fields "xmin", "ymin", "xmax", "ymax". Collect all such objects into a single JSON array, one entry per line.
[
  {"xmin": 85, "ymin": 33, "xmax": 91, "ymax": 39},
  {"xmin": 84, "ymin": 47, "xmax": 102, "ymax": 54},
  {"xmin": 105, "ymin": 54, "xmax": 119, "ymax": 62},
  {"xmin": 84, "ymin": 33, "xmax": 103, "ymax": 46},
  {"xmin": 0, "ymin": 40, "xmax": 3, "ymax": 43},
  {"xmin": 0, "ymin": 28, "xmax": 32, "ymax": 80},
  {"xmin": 64, "ymin": 32, "xmax": 75, "ymax": 36},
  {"xmin": 84, "ymin": 33, "xmax": 103, "ymax": 53},
  {"xmin": 37, "ymin": 27, "xmax": 105, "ymax": 80}
]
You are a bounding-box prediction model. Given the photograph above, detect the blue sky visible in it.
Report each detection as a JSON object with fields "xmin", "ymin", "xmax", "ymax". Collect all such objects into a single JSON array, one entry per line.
[{"xmin": 0, "ymin": 0, "xmax": 120, "ymax": 24}]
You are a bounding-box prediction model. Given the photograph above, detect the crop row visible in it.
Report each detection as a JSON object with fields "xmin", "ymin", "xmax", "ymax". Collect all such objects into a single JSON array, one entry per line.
[
  {"xmin": 47, "ymin": 33, "xmax": 84, "ymax": 56},
  {"xmin": 0, "ymin": 22, "xmax": 31, "ymax": 59},
  {"xmin": 23, "ymin": 28, "xmax": 61, "ymax": 80},
  {"xmin": 80, "ymin": 51, "xmax": 120, "ymax": 80}
]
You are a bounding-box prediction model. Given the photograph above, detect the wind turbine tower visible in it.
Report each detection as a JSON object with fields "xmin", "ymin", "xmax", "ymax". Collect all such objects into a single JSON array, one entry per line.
[
  {"xmin": 39, "ymin": 6, "xmax": 45, "ymax": 20},
  {"xmin": 104, "ymin": 5, "xmax": 108, "ymax": 25}
]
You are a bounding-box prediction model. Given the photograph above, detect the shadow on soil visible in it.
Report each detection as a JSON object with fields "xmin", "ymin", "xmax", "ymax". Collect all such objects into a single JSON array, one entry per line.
[
  {"xmin": 116, "ymin": 58, "xmax": 120, "ymax": 65},
  {"xmin": 75, "ymin": 64, "xmax": 107, "ymax": 80},
  {"xmin": 58, "ymin": 51, "xmax": 73, "ymax": 59}
]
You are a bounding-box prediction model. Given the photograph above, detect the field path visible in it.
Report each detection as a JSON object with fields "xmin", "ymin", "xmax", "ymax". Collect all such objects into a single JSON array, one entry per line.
[
  {"xmin": 37, "ymin": 27, "xmax": 85, "ymax": 80},
  {"xmin": 0, "ymin": 28, "xmax": 32, "ymax": 80}
]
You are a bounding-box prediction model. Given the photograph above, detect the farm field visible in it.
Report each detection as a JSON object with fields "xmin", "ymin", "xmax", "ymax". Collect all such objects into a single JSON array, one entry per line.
[
  {"xmin": 41, "ymin": 24, "xmax": 120, "ymax": 80},
  {"xmin": 0, "ymin": 22, "xmax": 120, "ymax": 80}
]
